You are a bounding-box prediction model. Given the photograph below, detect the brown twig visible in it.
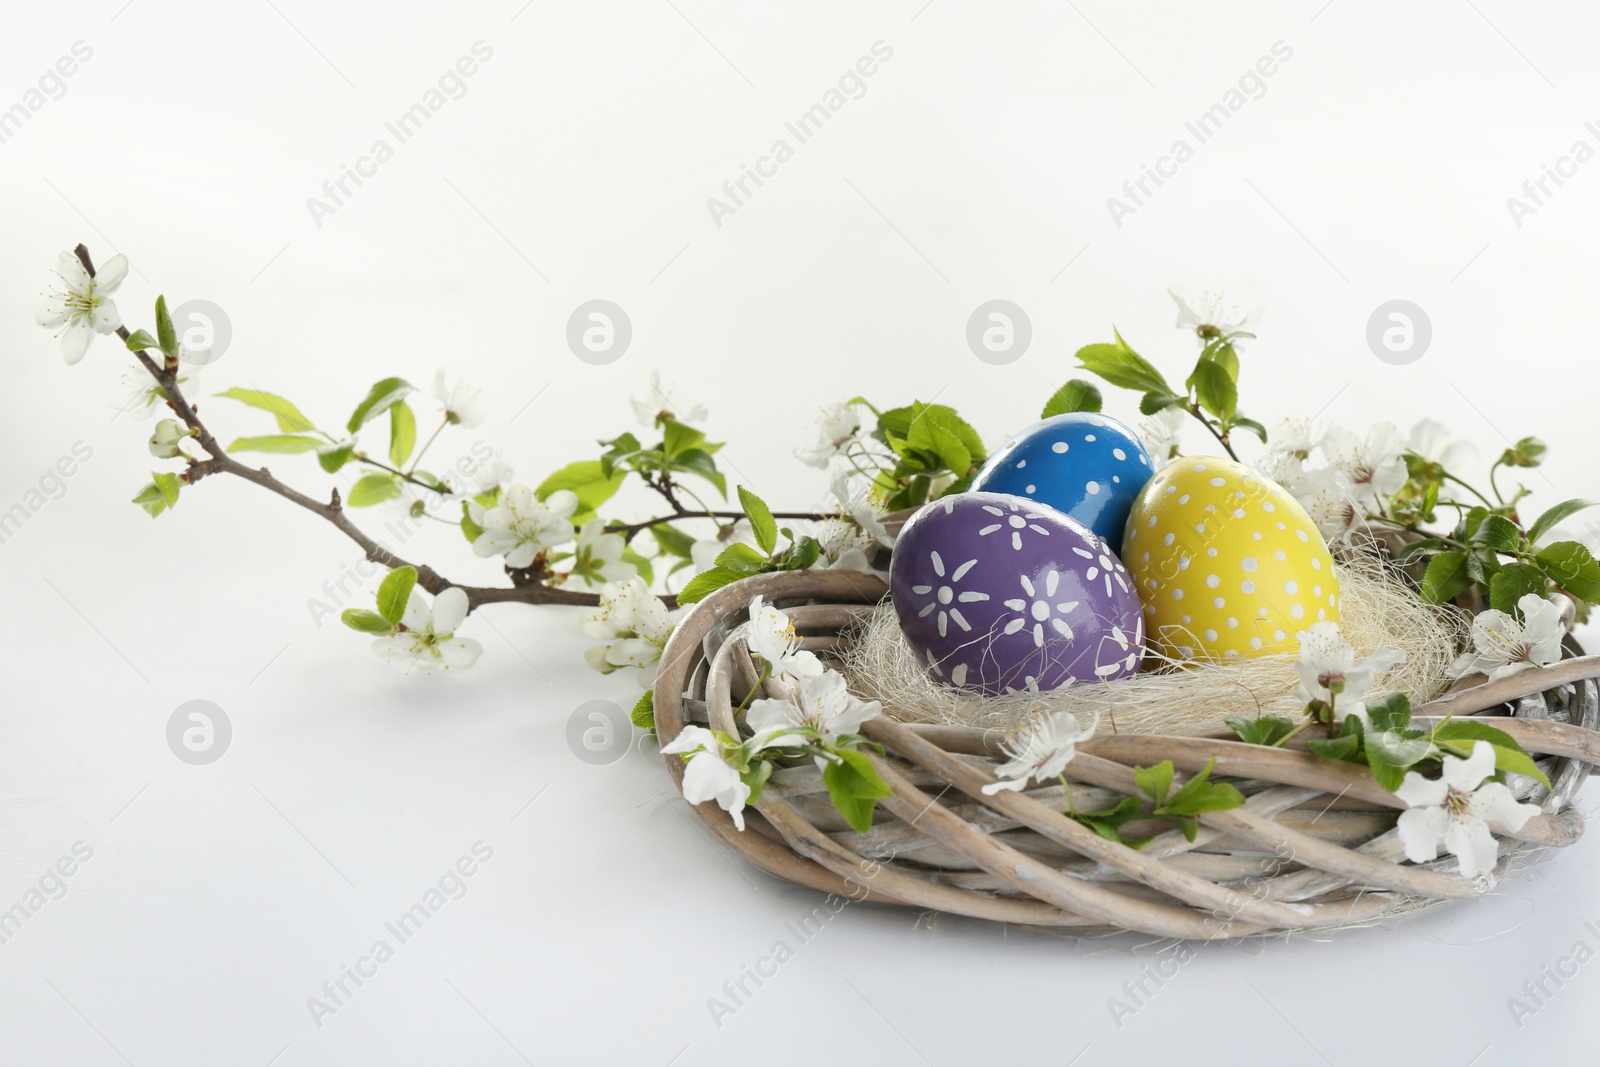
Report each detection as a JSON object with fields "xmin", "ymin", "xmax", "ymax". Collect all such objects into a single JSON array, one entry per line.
[{"xmin": 75, "ymin": 243, "xmax": 602, "ymax": 612}]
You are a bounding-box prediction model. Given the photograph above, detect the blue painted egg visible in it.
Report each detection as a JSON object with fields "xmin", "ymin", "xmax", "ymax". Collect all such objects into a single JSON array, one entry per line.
[
  {"xmin": 889, "ymin": 492, "xmax": 1145, "ymax": 696},
  {"xmin": 971, "ymin": 413, "xmax": 1153, "ymax": 554}
]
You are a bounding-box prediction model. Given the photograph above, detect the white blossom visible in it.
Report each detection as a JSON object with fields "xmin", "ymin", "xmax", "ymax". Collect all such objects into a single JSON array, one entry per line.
[
  {"xmin": 1395, "ymin": 741, "xmax": 1540, "ymax": 880},
  {"xmin": 1293, "ymin": 621, "xmax": 1407, "ymax": 723},
  {"xmin": 371, "ymin": 586, "xmax": 482, "ymax": 671},
  {"xmin": 745, "ymin": 595, "xmax": 823, "ymax": 682},
  {"xmin": 113, "ymin": 362, "xmax": 201, "ymax": 421},
  {"xmin": 432, "ymin": 369, "xmax": 487, "ymax": 428},
  {"xmin": 829, "ymin": 472, "xmax": 894, "ymax": 549},
  {"xmin": 660, "ymin": 726, "xmax": 753, "ymax": 830},
  {"xmin": 469, "ymin": 485, "xmax": 577, "ymax": 569},
  {"xmin": 982, "ymin": 709, "xmax": 1096, "ymax": 795},
  {"xmin": 446, "ymin": 450, "xmax": 515, "ymax": 504},
  {"xmin": 631, "ymin": 371, "xmax": 707, "ymax": 428},
  {"xmin": 1448, "ymin": 594, "xmax": 1565, "ymax": 682},
  {"xmin": 1139, "ymin": 406, "xmax": 1186, "ymax": 464},
  {"xmin": 1406, "ymin": 418, "xmax": 1476, "ymax": 474},
  {"xmin": 566, "ymin": 518, "xmax": 637, "ymax": 587},
  {"xmin": 747, "ymin": 669, "xmax": 881, "ymax": 748},
  {"xmin": 582, "ymin": 576, "xmax": 678, "ymax": 683},
  {"xmin": 36, "ymin": 251, "xmax": 127, "ymax": 364},
  {"xmin": 1322, "ymin": 423, "xmax": 1407, "ymax": 506},
  {"xmin": 795, "ymin": 402, "xmax": 863, "ymax": 469},
  {"xmin": 1168, "ymin": 288, "xmax": 1261, "ymax": 345}
]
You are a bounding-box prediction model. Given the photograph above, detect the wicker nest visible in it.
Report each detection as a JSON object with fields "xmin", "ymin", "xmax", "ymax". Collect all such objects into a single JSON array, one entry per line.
[{"xmin": 654, "ymin": 569, "xmax": 1600, "ymax": 938}]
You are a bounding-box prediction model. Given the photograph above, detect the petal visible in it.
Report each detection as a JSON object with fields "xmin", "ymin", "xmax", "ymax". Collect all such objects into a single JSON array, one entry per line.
[
  {"xmin": 1397, "ymin": 806, "xmax": 1447, "ymax": 862},
  {"xmin": 660, "ymin": 724, "xmax": 715, "ymax": 756},
  {"xmin": 544, "ymin": 489, "xmax": 579, "ymax": 519},
  {"xmin": 504, "ymin": 544, "xmax": 537, "ymax": 569},
  {"xmin": 1394, "ymin": 769, "xmax": 1448, "ymax": 809},
  {"xmin": 746, "ymin": 698, "xmax": 801, "ymax": 735},
  {"xmin": 1443, "ymin": 818, "xmax": 1500, "ymax": 880},
  {"xmin": 90, "ymin": 299, "xmax": 122, "ymax": 334},
  {"xmin": 95, "ymin": 253, "xmax": 129, "ymax": 293},
  {"xmin": 436, "ymin": 638, "xmax": 482, "ymax": 669},
  {"xmin": 55, "ymin": 251, "xmax": 90, "ymax": 291},
  {"xmin": 1443, "ymin": 741, "xmax": 1497, "ymax": 792},
  {"xmin": 432, "ymin": 368, "xmax": 449, "ymax": 405},
  {"xmin": 371, "ymin": 635, "xmax": 418, "ymax": 662},
  {"xmin": 401, "ymin": 589, "xmax": 430, "ymax": 632},
  {"xmin": 60, "ymin": 320, "xmax": 92, "ymax": 365},
  {"xmin": 432, "ymin": 587, "xmax": 469, "ymax": 634},
  {"xmin": 981, "ymin": 777, "xmax": 1029, "ymax": 795},
  {"xmin": 1473, "ymin": 782, "xmax": 1539, "ymax": 834},
  {"xmin": 34, "ymin": 294, "xmax": 68, "ymax": 327}
]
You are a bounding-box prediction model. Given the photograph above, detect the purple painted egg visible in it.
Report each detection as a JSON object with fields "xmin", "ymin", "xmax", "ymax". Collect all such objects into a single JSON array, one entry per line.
[{"xmin": 889, "ymin": 491, "xmax": 1145, "ymax": 695}]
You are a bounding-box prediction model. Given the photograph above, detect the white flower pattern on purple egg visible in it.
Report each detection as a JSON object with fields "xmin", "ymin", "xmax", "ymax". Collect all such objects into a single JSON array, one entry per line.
[
  {"xmin": 1001, "ymin": 570, "xmax": 1080, "ymax": 647},
  {"xmin": 975, "ymin": 499, "xmax": 1053, "ymax": 551},
  {"xmin": 907, "ymin": 551, "xmax": 990, "ymax": 638}
]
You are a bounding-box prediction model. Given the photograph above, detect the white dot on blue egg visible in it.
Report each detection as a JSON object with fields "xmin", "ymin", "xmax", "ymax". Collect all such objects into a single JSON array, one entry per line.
[
  {"xmin": 1113, "ymin": 448, "xmax": 1126, "ymax": 461},
  {"xmin": 1086, "ymin": 481, "xmax": 1101, "ymax": 495},
  {"xmin": 1016, "ymin": 460, "xmax": 1027, "ymax": 469},
  {"xmin": 1052, "ymin": 442, "xmax": 1068, "ymax": 454},
  {"xmin": 1026, "ymin": 484, "xmax": 1037, "ymax": 493},
  {"xmin": 1085, "ymin": 434, "xmax": 1096, "ymax": 442}
]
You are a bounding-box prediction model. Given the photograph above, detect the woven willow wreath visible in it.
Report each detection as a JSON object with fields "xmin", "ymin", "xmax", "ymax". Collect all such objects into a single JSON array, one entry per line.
[{"xmin": 654, "ymin": 569, "xmax": 1600, "ymax": 939}]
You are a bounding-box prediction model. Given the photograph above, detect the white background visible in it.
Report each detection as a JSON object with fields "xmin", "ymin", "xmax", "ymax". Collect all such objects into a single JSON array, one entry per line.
[{"xmin": 3, "ymin": 1, "xmax": 1600, "ymax": 1064}]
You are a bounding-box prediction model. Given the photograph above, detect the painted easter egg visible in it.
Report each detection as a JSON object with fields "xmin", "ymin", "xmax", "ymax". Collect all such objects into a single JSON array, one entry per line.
[
  {"xmin": 1122, "ymin": 457, "xmax": 1339, "ymax": 662},
  {"xmin": 971, "ymin": 412, "xmax": 1153, "ymax": 554},
  {"xmin": 889, "ymin": 491, "xmax": 1145, "ymax": 695}
]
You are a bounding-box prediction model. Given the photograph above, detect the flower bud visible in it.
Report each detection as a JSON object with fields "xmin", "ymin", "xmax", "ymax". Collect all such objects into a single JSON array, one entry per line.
[{"xmin": 148, "ymin": 418, "xmax": 188, "ymax": 458}]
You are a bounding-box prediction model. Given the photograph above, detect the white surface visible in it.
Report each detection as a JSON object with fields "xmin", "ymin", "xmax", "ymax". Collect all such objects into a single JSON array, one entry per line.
[{"xmin": 3, "ymin": 1, "xmax": 1600, "ymax": 1064}]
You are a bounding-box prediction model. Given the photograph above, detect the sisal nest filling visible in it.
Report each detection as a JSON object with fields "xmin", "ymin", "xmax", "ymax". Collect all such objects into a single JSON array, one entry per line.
[{"xmin": 840, "ymin": 553, "xmax": 1465, "ymax": 736}]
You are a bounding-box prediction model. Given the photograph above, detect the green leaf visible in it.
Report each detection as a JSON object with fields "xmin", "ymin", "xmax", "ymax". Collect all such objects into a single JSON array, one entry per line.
[
  {"xmin": 1225, "ymin": 714, "xmax": 1297, "ymax": 746},
  {"xmin": 670, "ymin": 449, "xmax": 727, "ymax": 498},
  {"xmin": 348, "ymin": 473, "xmax": 402, "ymax": 507},
  {"xmin": 317, "ymin": 440, "xmax": 355, "ymax": 473},
  {"xmin": 1489, "ymin": 744, "xmax": 1554, "ymax": 789},
  {"xmin": 341, "ymin": 609, "xmax": 395, "ymax": 634},
  {"xmin": 649, "ymin": 523, "xmax": 696, "ymax": 559},
  {"xmin": 740, "ymin": 758, "xmax": 774, "ymax": 806},
  {"xmin": 227, "ymin": 434, "xmax": 322, "ymax": 454},
  {"xmin": 738, "ymin": 486, "xmax": 778, "ymax": 555},
  {"xmin": 1501, "ymin": 436, "xmax": 1546, "ymax": 468},
  {"xmin": 125, "ymin": 329, "xmax": 160, "ymax": 353},
  {"xmin": 715, "ymin": 543, "xmax": 769, "ymax": 574},
  {"xmin": 1199, "ymin": 338, "xmax": 1240, "ymax": 381},
  {"xmin": 822, "ymin": 748, "xmax": 893, "ymax": 833},
  {"xmin": 1365, "ymin": 727, "xmax": 1432, "ymax": 791},
  {"xmin": 1469, "ymin": 513, "xmax": 1521, "ymax": 553},
  {"xmin": 778, "ymin": 532, "xmax": 822, "ymax": 571},
  {"xmin": 1420, "ymin": 551, "xmax": 1472, "ymax": 603},
  {"xmin": 155, "ymin": 295, "xmax": 178, "ymax": 358},
  {"xmin": 1490, "ymin": 563, "xmax": 1550, "ymax": 616},
  {"xmin": 131, "ymin": 472, "xmax": 182, "ymax": 517},
  {"xmin": 1041, "ymin": 379, "xmax": 1103, "ymax": 418},
  {"xmin": 216, "ymin": 387, "xmax": 318, "ymax": 433},
  {"xmin": 1186, "ymin": 358, "xmax": 1237, "ymax": 420},
  {"xmin": 1536, "ymin": 541, "xmax": 1600, "ymax": 602},
  {"xmin": 631, "ymin": 690, "xmax": 656, "ymax": 732},
  {"xmin": 1133, "ymin": 761, "xmax": 1174, "ymax": 808},
  {"xmin": 661, "ymin": 419, "xmax": 708, "ymax": 460},
  {"xmin": 1075, "ymin": 335, "xmax": 1173, "ymax": 395},
  {"xmin": 1139, "ymin": 392, "xmax": 1185, "ymax": 416},
  {"xmin": 388, "ymin": 401, "xmax": 416, "ymax": 468},
  {"xmin": 1431, "ymin": 720, "xmax": 1530, "ymax": 757},
  {"xmin": 677, "ymin": 567, "xmax": 747, "ymax": 604},
  {"xmin": 536, "ymin": 460, "xmax": 626, "ymax": 523},
  {"xmin": 599, "ymin": 432, "xmax": 642, "ymax": 478},
  {"xmin": 1528, "ymin": 499, "xmax": 1598, "ymax": 545},
  {"xmin": 1232, "ymin": 416, "xmax": 1268, "ymax": 444},
  {"xmin": 376, "ymin": 566, "xmax": 418, "ymax": 624},
  {"xmin": 1365, "ymin": 693, "xmax": 1412, "ymax": 733},
  {"xmin": 1307, "ymin": 733, "xmax": 1363, "ymax": 762},
  {"xmin": 346, "ymin": 377, "xmax": 414, "ymax": 434},
  {"xmin": 1394, "ymin": 537, "xmax": 1452, "ymax": 564},
  {"xmin": 1162, "ymin": 759, "xmax": 1247, "ymax": 816}
]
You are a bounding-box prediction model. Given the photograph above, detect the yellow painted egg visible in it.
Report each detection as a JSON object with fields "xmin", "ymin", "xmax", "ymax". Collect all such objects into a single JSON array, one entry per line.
[{"xmin": 1122, "ymin": 457, "xmax": 1339, "ymax": 661}]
